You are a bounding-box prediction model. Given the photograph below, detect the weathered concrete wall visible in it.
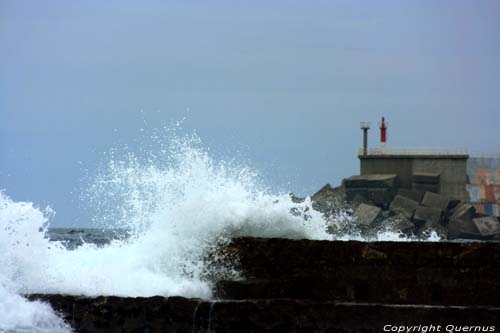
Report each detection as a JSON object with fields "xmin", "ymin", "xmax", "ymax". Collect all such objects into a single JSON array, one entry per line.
[
  {"xmin": 28, "ymin": 237, "xmax": 500, "ymax": 332},
  {"xmin": 413, "ymin": 158, "xmax": 468, "ymax": 200},
  {"xmin": 28, "ymin": 294, "xmax": 500, "ymax": 333},
  {"xmin": 217, "ymin": 237, "xmax": 500, "ymax": 306},
  {"xmin": 360, "ymin": 155, "xmax": 468, "ymax": 200},
  {"xmin": 360, "ymin": 157, "xmax": 413, "ymax": 187}
]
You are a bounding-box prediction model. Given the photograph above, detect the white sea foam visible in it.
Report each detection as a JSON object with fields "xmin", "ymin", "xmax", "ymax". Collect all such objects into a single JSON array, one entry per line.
[
  {"xmin": 0, "ymin": 193, "xmax": 71, "ymax": 332},
  {"xmin": 0, "ymin": 131, "xmax": 331, "ymax": 330},
  {"xmin": 0, "ymin": 129, "xmax": 438, "ymax": 331}
]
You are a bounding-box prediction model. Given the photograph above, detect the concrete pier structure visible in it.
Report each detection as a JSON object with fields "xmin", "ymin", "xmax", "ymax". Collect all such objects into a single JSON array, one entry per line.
[{"xmin": 359, "ymin": 148, "xmax": 469, "ymax": 200}]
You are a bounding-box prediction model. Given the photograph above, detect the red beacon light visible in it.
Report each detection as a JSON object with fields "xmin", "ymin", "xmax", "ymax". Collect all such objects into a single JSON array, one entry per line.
[{"xmin": 380, "ymin": 116, "xmax": 388, "ymax": 146}]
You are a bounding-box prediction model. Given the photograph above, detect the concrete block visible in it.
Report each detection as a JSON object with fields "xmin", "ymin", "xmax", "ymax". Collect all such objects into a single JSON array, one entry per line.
[
  {"xmin": 343, "ymin": 174, "xmax": 398, "ymax": 189},
  {"xmin": 386, "ymin": 215, "xmax": 416, "ymax": 234},
  {"xmin": 450, "ymin": 203, "xmax": 476, "ymax": 221},
  {"xmin": 447, "ymin": 199, "xmax": 461, "ymax": 212},
  {"xmin": 353, "ymin": 204, "xmax": 381, "ymax": 226},
  {"xmin": 418, "ymin": 220, "xmax": 448, "ymax": 239},
  {"xmin": 346, "ymin": 188, "xmax": 396, "ymax": 207},
  {"xmin": 361, "ymin": 155, "xmax": 468, "ymax": 199},
  {"xmin": 472, "ymin": 216, "xmax": 500, "ymax": 237},
  {"xmin": 412, "ymin": 183, "xmax": 439, "ymax": 193},
  {"xmin": 390, "ymin": 195, "xmax": 418, "ymax": 219},
  {"xmin": 311, "ymin": 184, "xmax": 335, "ymax": 201},
  {"xmin": 413, "ymin": 172, "xmax": 440, "ymax": 184},
  {"xmin": 448, "ymin": 218, "xmax": 480, "ymax": 240},
  {"xmin": 421, "ymin": 192, "xmax": 450, "ymax": 211},
  {"xmin": 413, "ymin": 205, "xmax": 442, "ymax": 227},
  {"xmin": 397, "ymin": 189, "xmax": 424, "ymax": 203},
  {"xmin": 311, "ymin": 184, "xmax": 346, "ymax": 213}
]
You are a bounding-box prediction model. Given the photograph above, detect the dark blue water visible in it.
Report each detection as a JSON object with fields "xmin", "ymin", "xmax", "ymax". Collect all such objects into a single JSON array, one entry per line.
[{"xmin": 47, "ymin": 228, "xmax": 130, "ymax": 249}]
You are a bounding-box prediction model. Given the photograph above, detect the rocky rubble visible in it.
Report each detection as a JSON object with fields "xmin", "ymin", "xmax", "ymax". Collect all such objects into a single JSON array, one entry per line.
[{"xmin": 310, "ymin": 174, "xmax": 500, "ymax": 240}]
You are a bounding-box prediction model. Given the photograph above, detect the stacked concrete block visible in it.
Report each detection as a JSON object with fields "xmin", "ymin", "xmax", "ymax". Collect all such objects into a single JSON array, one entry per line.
[
  {"xmin": 472, "ymin": 216, "xmax": 500, "ymax": 237},
  {"xmin": 313, "ymin": 171, "xmax": 500, "ymax": 240},
  {"xmin": 412, "ymin": 172, "xmax": 440, "ymax": 194},
  {"xmin": 447, "ymin": 203, "xmax": 479, "ymax": 239},
  {"xmin": 389, "ymin": 195, "xmax": 418, "ymax": 219},
  {"xmin": 359, "ymin": 153, "xmax": 469, "ymax": 200},
  {"xmin": 353, "ymin": 204, "xmax": 381, "ymax": 227},
  {"xmin": 414, "ymin": 205, "xmax": 442, "ymax": 226},
  {"xmin": 421, "ymin": 192, "xmax": 450, "ymax": 211},
  {"xmin": 343, "ymin": 174, "xmax": 399, "ymax": 208},
  {"xmin": 397, "ymin": 189, "xmax": 424, "ymax": 203}
]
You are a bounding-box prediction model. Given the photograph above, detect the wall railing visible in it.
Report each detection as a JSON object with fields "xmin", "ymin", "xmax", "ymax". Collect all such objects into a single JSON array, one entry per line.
[
  {"xmin": 469, "ymin": 151, "xmax": 500, "ymax": 159},
  {"xmin": 358, "ymin": 147, "xmax": 469, "ymax": 156}
]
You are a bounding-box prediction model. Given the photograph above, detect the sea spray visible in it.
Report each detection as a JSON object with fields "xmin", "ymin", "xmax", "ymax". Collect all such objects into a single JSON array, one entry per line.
[
  {"xmin": 78, "ymin": 129, "xmax": 333, "ymax": 296},
  {"xmin": 0, "ymin": 130, "xmax": 332, "ymax": 330},
  {"xmin": 0, "ymin": 192, "xmax": 71, "ymax": 332},
  {"xmin": 0, "ymin": 129, "xmax": 438, "ymax": 331}
]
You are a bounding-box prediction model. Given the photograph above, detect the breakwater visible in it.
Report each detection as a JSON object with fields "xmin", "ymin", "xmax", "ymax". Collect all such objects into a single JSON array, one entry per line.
[{"xmin": 29, "ymin": 238, "xmax": 500, "ymax": 332}]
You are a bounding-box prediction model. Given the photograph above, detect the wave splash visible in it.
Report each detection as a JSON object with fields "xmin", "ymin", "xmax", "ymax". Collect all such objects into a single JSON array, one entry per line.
[
  {"xmin": 0, "ymin": 193, "xmax": 71, "ymax": 332},
  {"xmin": 0, "ymin": 129, "xmax": 437, "ymax": 331},
  {"xmin": 0, "ymin": 130, "xmax": 330, "ymax": 331}
]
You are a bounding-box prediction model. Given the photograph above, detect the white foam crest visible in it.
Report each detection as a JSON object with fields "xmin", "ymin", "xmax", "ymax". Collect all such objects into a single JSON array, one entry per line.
[
  {"xmin": 0, "ymin": 192, "xmax": 71, "ymax": 332},
  {"xmin": 1, "ymin": 132, "xmax": 332, "ymax": 302},
  {"xmin": 73, "ymin": 131, "xmax": 332, "ymax": 296}
]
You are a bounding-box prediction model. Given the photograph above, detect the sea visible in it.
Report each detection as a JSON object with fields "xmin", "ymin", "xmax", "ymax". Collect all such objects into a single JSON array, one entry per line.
[
  {"xmin": 0, "ymin": 129, "xmax": 439, "ymax": 333},
  {"xmin": 46, "ymin": 228, "xmax": 130, "ymax": 250}
]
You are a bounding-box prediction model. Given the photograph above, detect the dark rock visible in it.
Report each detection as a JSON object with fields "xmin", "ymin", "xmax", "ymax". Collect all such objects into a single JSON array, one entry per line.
[
  {"xmin": 472, "ymin": 216, "xmax": 500, "ymax": 237},
  {"xmin": 389, "ymin": 195, "xmax": 418, "ymax": 219},
  {"xmin": 290, "ymin": 193, "xmax": 305, "ymax": 203},
  {"xmin": 311, "ymin": 184, "xmax": 341, "ymax": 201},
  {"xmin": 353, "ymin": 204, "xmax": 381, "ymax": 226},
  {"xmin": 412, "ymin": 172, "xmax": 440, "ymax": 184},
  {"xmin": 397, "ymin": 188, "xmax": 424, "ymax": 203},
  {"xmin": 343, "ymin": 174, "xmax": 398, "ymax": 189},
  {"xmin": 448, "ymin": 218, "xmax": 481, "ymax": 240},
  {"xmin": 446, "ymin": 199, "xmax": 461, "ymax": 213},
  {"xmin": 311, "ymin": 184, "xmax": 346, "ymax": 214},
  {"xmin": 217, "ymin": 237, "xmax": 500, "ymax": 306},
  {"xmin": 421, "ymin": 192, "xmax": 450, "ymax": 211},
  {"xmin": 413, "ymin": 205, "xmax": 442, "ymax": 227},
  {"xmin": 346, "ymin": 187, "xmax": 397, "ymax": 208},
  {"xmin": 450, "ymin": 203, "xmax": 476, "ymax": 221}
]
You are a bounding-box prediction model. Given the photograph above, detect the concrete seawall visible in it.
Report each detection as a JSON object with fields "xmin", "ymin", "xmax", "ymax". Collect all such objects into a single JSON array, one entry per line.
[
  {"xmin": 27, "ymin": 294, "xmax": 500, "ymax": 333},
  {"xmin": 359, "ymin": 154, "xmax": 468, "ymax": 200},
  {"xmin": 216, "ymin": 237, "xmax": 500, "ymax": 306},
  {"xmin": 28, "ymin": 238, "xmax": 500, "ymax": 332}
]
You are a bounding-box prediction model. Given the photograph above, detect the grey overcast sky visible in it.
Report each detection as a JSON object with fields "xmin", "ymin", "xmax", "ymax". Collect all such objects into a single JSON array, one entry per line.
[{"xmin": 1, "ymin": 0, "xmax": 499, "ymax": 227}]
